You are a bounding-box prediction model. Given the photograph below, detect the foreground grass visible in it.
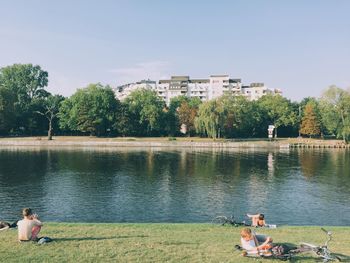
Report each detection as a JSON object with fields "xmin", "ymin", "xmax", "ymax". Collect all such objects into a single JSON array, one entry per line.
[{"xmin": 0, "ymin": 224, "xmax": 349, "ymax": 262}]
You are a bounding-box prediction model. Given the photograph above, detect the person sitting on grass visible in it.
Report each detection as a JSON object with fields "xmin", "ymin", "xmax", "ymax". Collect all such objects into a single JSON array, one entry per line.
[
  {"xmin": 17, "ymin": 208, "xmax": 43, "ymax": 242},
  {"xmin": 240, "ymin": 228, "xmax": 273, "ymax": 256},
  {"xmin": 247, "ymin": 213, "xmax": 266, "ymax": 227}
]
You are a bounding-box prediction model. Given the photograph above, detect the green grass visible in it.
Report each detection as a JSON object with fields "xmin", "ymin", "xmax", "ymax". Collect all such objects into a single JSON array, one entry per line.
[{"xmin": 0, "ymin": 224, "xmax": 349, "ymax": 262}]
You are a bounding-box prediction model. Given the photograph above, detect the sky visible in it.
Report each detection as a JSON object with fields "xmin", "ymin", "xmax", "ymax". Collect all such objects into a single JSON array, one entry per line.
[{"xmin": 1, "ymin": 0, "xmax": 349, "ymax": 102}]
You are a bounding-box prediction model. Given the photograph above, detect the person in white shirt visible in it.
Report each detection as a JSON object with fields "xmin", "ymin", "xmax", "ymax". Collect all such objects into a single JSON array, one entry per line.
[
  {"xmin": 240, "ymin": 228, "xmax": 273, "ymax": 256},
  {"xmin": 17, "ymin": 208, "xmax": 43, "ymax": 242}
]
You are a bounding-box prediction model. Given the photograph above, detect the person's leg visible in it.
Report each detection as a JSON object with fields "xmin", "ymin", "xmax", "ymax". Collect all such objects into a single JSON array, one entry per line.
[
  {"xmin": 256, "ymin": 235, "xmax": 273, "ymax": 246},
  {"xmin": 31, "ymin": 225, "xmax": 41, "ymax": 241},
  {"xmin": 247, "ymin": 214, "xmax": 260, "ymax": 226},
  {"xmin": 256, "ymin": 235, "xmax": 267, "ymax": 244},
  {"xmin": 246, "ymin": 213, "xmax": 260, "ymax": 218},
  {"xmin": 251, "ymin": 216, "xmax": 259, "ymax": 226}
]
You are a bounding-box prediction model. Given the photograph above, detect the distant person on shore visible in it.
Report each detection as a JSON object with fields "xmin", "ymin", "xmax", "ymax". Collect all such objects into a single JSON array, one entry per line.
[
  {"xmin": 240, "ymin": 228, "xmax": 273, "ymax": 256},
  {"xmin": 17, "ymin": 208, "xmax": 43, "ymax": 242},
  {"xmin": 0, "ymin": 220, "xmax": 18, "ymax": 231},
  {"xmin": 247, "ymin": 213, "xmax": 266, "ymax": 227}
]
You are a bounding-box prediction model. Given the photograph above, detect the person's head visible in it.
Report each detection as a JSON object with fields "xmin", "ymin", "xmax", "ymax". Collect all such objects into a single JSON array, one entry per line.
[
  {"xmin": 22, "ymin": 208, "xmax": 33, "ymax": 218},
  {"xmin": 258, "ymin": 214, "xmax": 265, "ymax": 220},
  {"xmin": 241, "ymin": 228, "xmax": 253, "ymax": 241}
]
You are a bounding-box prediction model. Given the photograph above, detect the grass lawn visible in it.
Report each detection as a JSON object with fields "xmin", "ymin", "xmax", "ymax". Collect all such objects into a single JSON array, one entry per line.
[{"xmin": 0, "ymin": 224, "xmax": 349, "ymax": 262}]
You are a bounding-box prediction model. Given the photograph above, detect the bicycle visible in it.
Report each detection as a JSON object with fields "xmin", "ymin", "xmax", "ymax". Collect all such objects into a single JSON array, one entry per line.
[
  {"xmin": 289, "ymin": 228, "xmax": 342, "ymax": 262},
  {"xmin": 212, "ymin": 215, "xmax": 250, "ymax": 227}
]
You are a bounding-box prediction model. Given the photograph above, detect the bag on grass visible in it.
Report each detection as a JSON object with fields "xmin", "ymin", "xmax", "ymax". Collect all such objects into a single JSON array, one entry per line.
[{"xmin": 38, "ymin": 237, "xmax": 53, "ymax": 244}]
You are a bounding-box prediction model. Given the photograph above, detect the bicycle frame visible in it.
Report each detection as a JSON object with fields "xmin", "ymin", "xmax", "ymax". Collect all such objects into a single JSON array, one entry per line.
[
  {"xmin": 291, "ymin": 228, "xmax": 340, "ymax": 262},
  {"xmin": 212, "ymin": 215, "xmax": 249, "ymax": 227}
]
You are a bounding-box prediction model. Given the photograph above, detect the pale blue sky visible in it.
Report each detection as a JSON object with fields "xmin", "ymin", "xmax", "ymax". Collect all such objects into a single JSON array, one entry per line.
[{"xmin": 1, "ymin": 0, "xmax": 349, "ymax": 101}]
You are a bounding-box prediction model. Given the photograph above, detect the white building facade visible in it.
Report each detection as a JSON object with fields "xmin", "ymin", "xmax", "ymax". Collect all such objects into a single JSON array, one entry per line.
[{"xmin": 114, "ymin": 75, "xmax": 282, "ymax": 105}]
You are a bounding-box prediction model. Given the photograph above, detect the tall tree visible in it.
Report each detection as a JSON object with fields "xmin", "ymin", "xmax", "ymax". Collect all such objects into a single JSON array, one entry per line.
[
  {"xmin": 0, "ymin": 87, "xmax": 16, "ymax": 134},
  {"xmin": 114, "ymin": 102, "xmax": 133, "ymax": 136},
  {"xmin": 59, "ymin": 83, "xmax": 120, "ymax": 136},
  {"xmin": 299, "ymin": 102, "xmax": 321, "ymax": 137},
  {"xmin": 34, "ymin": 95, "xmax": 65, "ymax": 140},
  {"xmin": 166, "ymin": 96, "xmax": 190, "ymax": 136},
  {"xmin": 0, "ymin": 64, "xmax": 49, "ymax": 133},
  {"xmin": 319, "ymin": 85, "xmax": 350, "ymax": 143},
  {"xmin": 124, "ymin": 89, "xmax": 166, "ymax": 136},
  {"xmin": 217, "ymin": 95, "xmax": 263, "ymax": 138},
  {"xmin": 177, "ymin": 101, "xmax": 198, "ymax": 136},
  {"xmin": 195, "ymin": 99, "xmax": 224, "ymax": 139},
  {"xmin": 257, "ymin": 94, "xmax": 297, "ymax": 138}
]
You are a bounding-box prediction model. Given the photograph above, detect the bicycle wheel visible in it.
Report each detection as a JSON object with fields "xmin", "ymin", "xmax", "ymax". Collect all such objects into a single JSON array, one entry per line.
[
  {"xmin": 212, "ymin": 216, "xmax": 228, "ymax": 225},
  {"xmin": 299, "ymin": 242, "xmax": 318, "ymax": 251},
  {"xmin": 235, "ymin": 221, "xmax": 250, "ymax": 227},
  {"xmin": 324, "ymin": 253, "xmax": 342, "ymax": 262}
]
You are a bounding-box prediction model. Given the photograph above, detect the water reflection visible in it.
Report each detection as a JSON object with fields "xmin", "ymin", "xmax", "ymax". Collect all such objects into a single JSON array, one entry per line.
[{"xmin": 0, "ymin": 147, "xmax": 349, "ymax": 225}]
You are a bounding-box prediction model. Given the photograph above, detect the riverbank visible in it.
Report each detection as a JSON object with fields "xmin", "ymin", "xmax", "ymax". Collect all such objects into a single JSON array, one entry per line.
[
  {"xmin": 0, "ymin": 224, "xmax": 349, "ymax": 262},
  {"xmin": 0, "ymin": 136, "xmax": 348, "ymax": 149}
]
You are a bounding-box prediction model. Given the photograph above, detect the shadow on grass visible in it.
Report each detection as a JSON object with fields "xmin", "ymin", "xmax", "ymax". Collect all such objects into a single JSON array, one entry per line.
[
  {"xmin": 53, "ymin": 235, "xmax": 149, "ymax": 242},
  {"xmin": 278, "ymin": 242, "xmax": 350, "ymax": 263},
  {"xmin": 234, "ymin": 243, "xmax": 350, "ymax": 262},
  {"xmin": 332, "ymin": 253, "xmax": 350, "ymax": 262},
  {"xmin": 289, "ymin": 254, "xmax": 350, "ymax": 262}
]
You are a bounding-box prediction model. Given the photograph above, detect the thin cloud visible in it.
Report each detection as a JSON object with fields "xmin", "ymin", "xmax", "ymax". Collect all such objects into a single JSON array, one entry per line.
[{"xmin": 109, "ymin": 61, "xmax": 171, "ymax": 85}]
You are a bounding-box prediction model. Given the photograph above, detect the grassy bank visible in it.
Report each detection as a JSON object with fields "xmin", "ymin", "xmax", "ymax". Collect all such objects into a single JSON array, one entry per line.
[{"xmin": 0, "ymin": 224, "xmax": 349, "ymax": 262}]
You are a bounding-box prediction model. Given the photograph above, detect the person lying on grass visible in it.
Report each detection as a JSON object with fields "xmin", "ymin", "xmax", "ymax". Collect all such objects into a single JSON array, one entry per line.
[
  {"xmin": 0, "ymin": 221, "xmax": 17, "ymax": 231},
  {"xmin": 240, "ymin": 228, "xmax": 273, "ymax": 256},
  {"xmin": 246, "ymin": 213, "xmax": 266, "ymax": 227},
  {"xmin": 17, "ymin": 208, "xmax": 43, "ymax": 242}
]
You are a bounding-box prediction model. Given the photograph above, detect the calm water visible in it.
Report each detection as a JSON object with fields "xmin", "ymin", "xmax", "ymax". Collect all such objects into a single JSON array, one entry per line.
[{"xmin": 0, "ymin": 147, "xmax": 349, "ymax": 225}]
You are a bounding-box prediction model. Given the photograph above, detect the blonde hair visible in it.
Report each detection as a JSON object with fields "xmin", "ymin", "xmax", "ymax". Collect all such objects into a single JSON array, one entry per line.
[
  {"xmin": 22, "ymin": 208, "xmax": 32, "ymax": 217},
  {"xmin": 240, "ymin": 228, "xmax": 252, "ymax": 238}
]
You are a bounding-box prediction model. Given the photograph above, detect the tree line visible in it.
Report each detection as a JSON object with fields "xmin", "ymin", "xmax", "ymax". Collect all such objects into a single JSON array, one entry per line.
[{"xmin": 1, "ymin": 63, "xmax": 349, "ymax": 142}]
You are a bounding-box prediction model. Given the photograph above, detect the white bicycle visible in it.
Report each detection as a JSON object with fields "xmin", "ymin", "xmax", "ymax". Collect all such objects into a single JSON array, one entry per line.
[{"xmin": 289, "ymin": 228, "xmax": 342, "ymax": 262}]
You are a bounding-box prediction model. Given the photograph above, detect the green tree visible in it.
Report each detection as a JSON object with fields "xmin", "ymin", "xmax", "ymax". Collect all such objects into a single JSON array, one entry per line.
[
  {"xmin": 166, "ymin": 96, "xmax": 191, "ymax": 136},
  {"xmin": 195, "ymin": 99, "xmax": 225, "ymax": 139},
  {"xmin": 257, "ymin": 94, "xmax": 297, "ymax": 138},
  {"xmin": 34, "ymin": 95, "xmax": 65, "ymax": 140},
  {"xmin": 59, "ymin": 83, "xmax": 120, "ymax": 136},
  {"xmin": 0, "ymin": 64, "xmax": 49, "ymax": 134},
  {"xmin": 217, "ymin": 95, "xmax": 263, "ymax": 138},
  {"xmin": 114, "ymin": 102, "xmax": 133, "ymax": 136},
  {"xmin": 319, "ymin": 85, "xmax": 350, "ymax": 143},
  {"xmin": 124, "ymin": 89, "xmax": 166, "ymax": 136},
  {"xmin": 0, "ymin": 87, "xmax": 16, "ymax": 134},
  {"xmin": 299, "ymin": 102, "xmax": 321, "ymax": 137}
]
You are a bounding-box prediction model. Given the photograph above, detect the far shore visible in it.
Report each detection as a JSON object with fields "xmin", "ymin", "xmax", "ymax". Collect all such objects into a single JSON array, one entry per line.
[{"xmin": 0, "ymin": 136, "xmax": 348, "ymax": 149}]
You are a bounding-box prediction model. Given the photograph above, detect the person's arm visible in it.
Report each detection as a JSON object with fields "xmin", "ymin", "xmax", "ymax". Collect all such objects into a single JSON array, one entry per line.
[
  {"xmin": 257, "ymin": 236, "xmax": 272, "ymax": 249},
  {"xmin": 0, "ymin": 225, "xmax": 9, "ymax": 231},
  {"xmin": 33, "ymin": 217, "xmax": 43, "ymax": 227}
]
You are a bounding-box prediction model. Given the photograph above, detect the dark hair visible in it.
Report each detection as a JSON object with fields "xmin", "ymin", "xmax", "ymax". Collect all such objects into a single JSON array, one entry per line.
[
  {"xmin": 258, "ymin": 214, "xmax": 265, "ymax": 220},
  {"xmin": 22, "ymin": 208, "xmax": 33, "ymax": 217}
]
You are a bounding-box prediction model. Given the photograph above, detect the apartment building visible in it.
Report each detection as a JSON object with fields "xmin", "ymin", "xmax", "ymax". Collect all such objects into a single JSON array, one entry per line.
[
  {"xmin": 114, "ymin": 75, "xmax": 281, "ymax": 105},
  {"xmin": 115, "ymin": 79, "xmax": 157, "ymax": 101}
]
